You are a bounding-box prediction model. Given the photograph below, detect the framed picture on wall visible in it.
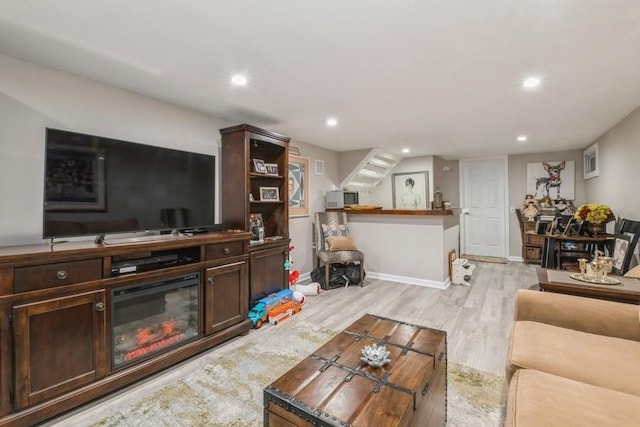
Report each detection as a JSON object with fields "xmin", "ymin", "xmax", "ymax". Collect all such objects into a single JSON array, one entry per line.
[
  {"xmin": 288, "ymin": 154, "xmax": 309, "ymax": 217},
  {"xmin": 392, "ymin": 171, "xmax": 428, "ymax": 210},
  {"xmin": 526, "ymin": 161, "xmax": 575, "ymax": 200}
]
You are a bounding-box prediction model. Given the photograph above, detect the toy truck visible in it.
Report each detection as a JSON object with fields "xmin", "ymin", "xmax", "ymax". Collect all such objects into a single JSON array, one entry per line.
[
  {"xmin": 268, "ymin": 300, "xmax": 301, "ymax": 325},
  {"xmin": 248, "ymin": 288, "xmax": 293, "ymax": 328}
]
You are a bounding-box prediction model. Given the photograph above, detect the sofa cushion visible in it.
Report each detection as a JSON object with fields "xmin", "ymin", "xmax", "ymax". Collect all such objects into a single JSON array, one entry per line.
[
  {"xmin": 507, "ymin": 320, "xmax": 640, "ymax": 396},
  {"xmin": 505, "ymin": 369, "xmax": 640, "ymax": 427}
]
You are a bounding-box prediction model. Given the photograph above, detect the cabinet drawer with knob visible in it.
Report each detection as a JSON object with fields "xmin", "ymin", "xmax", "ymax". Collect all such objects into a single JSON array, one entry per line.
[
  {"xmin": 14, "ymin": 259, "xmax": 103, "ymax": 293},
  {"xmin": 205, "ymin": 241, "xmax": 245, "ymax": 261}
]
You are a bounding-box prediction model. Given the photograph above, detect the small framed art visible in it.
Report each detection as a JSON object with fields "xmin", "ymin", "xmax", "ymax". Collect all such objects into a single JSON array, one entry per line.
[
  {"xmin": 612, "ymin": 234, "xmax": 632, "ymax": 275},
  {"xmin": 252, "ymin": 158, "xmax": 267, "ymax": 174},
  {"xmin": 289, "ymin": 154, "xmax": 309, "ymax": 217},
  {"xmin": 264, "ymin": 163, "xmax": 279, "ymax": 176},
  {"xmin": 259, "ymin": 187, "xmax": 280, "ymax": 201}
]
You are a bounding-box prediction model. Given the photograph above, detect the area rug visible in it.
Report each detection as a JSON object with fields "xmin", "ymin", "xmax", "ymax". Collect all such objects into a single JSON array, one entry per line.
[{"xmin": 84, "ymin": 319, "xmax": 506, "ymax": 426}]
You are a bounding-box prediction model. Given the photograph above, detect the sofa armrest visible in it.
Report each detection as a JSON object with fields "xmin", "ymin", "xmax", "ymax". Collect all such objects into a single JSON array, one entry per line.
[{"xmin": 514, "ymin": 289, "xmax": 640, "ymax": 341}]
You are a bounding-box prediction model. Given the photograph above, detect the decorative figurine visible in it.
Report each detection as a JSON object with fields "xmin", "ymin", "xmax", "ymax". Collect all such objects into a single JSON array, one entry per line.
[
  {"xmin": 578, "ymin": 258, "xmax": 587, "ymax": 275},
  {"xmin": 360, "ymin": 343, "xmax": 391, "ymax": 368},
  {"xmin": 522, "ymin": 195, "xmax": 539, "ymax": 221}
]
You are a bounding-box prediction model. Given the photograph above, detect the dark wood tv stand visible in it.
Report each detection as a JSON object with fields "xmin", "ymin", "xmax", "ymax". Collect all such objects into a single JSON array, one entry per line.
[{"xmin": 0, "ymin": 231, "xmax": 252, "ymax": 426}]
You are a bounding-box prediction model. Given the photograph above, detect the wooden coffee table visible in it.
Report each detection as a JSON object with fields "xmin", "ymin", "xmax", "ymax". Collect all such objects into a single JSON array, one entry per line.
[
  {"xmin": 263, "ymin": 314, "xmax": 447, "ymax": 426},
  {"xmin": 537, "ymin": 268, "xmax": 640, "ymax": 304}
]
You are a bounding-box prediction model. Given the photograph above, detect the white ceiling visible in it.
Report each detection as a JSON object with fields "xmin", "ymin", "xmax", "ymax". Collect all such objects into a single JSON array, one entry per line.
[{"xmin": 1, "ymin": 0, "xmax": 640, "ymax": 160}]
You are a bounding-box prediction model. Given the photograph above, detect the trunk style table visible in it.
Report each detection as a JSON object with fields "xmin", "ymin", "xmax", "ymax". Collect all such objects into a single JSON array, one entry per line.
[{"xmin": 264, "ymin": 314, "xmax": 447, "ymax": 426}]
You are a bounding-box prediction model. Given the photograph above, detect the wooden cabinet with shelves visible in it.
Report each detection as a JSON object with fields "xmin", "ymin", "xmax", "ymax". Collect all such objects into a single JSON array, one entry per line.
[
  {"xmin": 0, "ymin": 231, "xmax": 252, "ymax": 426},
  {"xmin": 220, "ymin": 124, "xmax": 290, "ymax": 304},
  {"xmin": 517, "ymin": 209, "xmax": 543, "ymax": 264}
]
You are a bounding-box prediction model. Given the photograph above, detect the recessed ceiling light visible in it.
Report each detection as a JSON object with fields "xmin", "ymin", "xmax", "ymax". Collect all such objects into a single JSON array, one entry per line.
[
  {"xmin": 326, "ymin": 118, "xmax": 338, "ymax": 126},
  {"xmin": 517, "ymin": 135, "xmax": 528, "ymax": 142},
  {"xmin": 231, "ymin": 75, "xmax": 247, "ymax": 86},
  {"xmin": 522, "ymin": 77, "xmax": 541, "ymax": 89},
  {"xmin": 402, "ymin": 148, "xmax": 410, "ymax": 153}
]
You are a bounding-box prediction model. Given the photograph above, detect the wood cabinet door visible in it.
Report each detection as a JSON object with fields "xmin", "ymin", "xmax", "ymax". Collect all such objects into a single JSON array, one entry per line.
[
  {"xmin": 249, "ymin": 244, "xmax": 288, "ymax": 304},
  {"xmin": 204, "ymin": 261, "xmax": 248, "ymax": 335},
  {"xmin": 12, "ymin": 290, "xmax": 108, "ymax": 409},
  {"xmin": 0, "ymin": 304, "xmax": 11, "ymax": 417}
]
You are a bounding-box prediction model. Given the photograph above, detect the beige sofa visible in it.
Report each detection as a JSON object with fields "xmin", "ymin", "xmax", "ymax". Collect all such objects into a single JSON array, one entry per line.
[{"xmin": 505, "ymin": 289, "xmax": 640, "ymax": 426}]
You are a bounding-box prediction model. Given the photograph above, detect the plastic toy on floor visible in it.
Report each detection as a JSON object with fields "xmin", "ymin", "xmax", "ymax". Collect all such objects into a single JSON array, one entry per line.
[
  {"xmin": 248, "ymin": 288, "xmax": 293, "ymax": 328},
  {"xmin": 452, "ymin": 258, "xmax": 476, "ymax": 286},
  {"xmin": 293, "ymin": 282, "xmax": 321, "ymax": 296}
]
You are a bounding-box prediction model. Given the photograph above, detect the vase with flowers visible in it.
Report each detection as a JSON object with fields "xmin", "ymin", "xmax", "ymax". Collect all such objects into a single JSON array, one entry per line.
[{"xmin": 574, "ymin": 203, "xmax": 615, "ymax": 235}]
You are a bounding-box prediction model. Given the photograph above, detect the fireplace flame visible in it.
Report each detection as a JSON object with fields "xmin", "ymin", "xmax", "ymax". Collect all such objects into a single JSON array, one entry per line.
[
  {"xmin": 161, "ymin": 320, "xmax": 176, "ymax": 336},
  {"xmin": 125, "ymin": 333, "xmax": 187, "ymax": 361},
  {"xmin": 136, "ymin": 327, "xmax": 153, "ymax": 345}
]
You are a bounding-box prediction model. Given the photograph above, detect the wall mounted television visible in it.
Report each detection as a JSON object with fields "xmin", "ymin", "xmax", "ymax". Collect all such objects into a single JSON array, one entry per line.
[{"xmin": 43, "ymin": 128, "xmax": 218, "ymax": 241}]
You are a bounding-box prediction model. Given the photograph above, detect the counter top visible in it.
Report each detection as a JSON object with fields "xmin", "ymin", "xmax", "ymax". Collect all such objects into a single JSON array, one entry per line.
[{"xmin": 328, "ymin": 208, "xmax": 458, "ymax": 216}]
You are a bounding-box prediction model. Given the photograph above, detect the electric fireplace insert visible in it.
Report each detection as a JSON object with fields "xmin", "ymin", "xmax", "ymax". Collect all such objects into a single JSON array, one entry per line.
[{"xmin": 111, "ymin": 273, "xmax": 200, "ymax": 369}]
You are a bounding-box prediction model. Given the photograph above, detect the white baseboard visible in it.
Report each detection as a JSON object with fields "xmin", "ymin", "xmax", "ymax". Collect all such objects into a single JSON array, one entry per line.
[
  {"xmin": 507, "ymin": 256, "xmax": 524, "ymax": 263},
  {"xmin": 297, "ymin": 271, "xmax": 311, "ymax": 282},
  {"xmin": 366, "ymin": 271, "xmax": 450, "ymax": 289},
  {"xmin": 296, "ymin": 270, "xmax": 450, "ymax": 289}
]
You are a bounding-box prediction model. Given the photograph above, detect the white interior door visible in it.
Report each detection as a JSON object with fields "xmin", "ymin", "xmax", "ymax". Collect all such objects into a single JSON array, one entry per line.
[{"xmin": 460, "ymin": 157, "xmax": 507, "ymax": 258}]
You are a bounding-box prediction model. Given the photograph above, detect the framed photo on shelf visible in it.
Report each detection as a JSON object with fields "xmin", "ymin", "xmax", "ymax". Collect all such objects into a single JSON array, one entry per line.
[
  {"xmin": 252, "ymin": 158, "xmax": 267, "ymax": 174},
  {"xmin": 289, "ymin": 154, "xmax": 309, "ymax": 217},
  {"xmin": 612, "ymin": 233, "xmax": 632, "ymax": 275},
  {"xmin": 264, "ymin": 163, "xmax": 279, "ymax": 176},
  {"xmin": 259, "ymin": 187, "xmax": 280, "ymax": 201}
]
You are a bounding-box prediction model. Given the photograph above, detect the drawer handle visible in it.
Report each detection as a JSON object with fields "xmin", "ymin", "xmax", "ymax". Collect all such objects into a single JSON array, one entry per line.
[
  {"xmin": 207, "ymin": 277, "xmax": 214, "ymax": 285},
  {"xmin": 223, "ymin": 248, "xmax": 231, "ymax": 255},
  {"xmin": 56, "ymin": 270, "xmax": 69, "ymax": 280},
  {"xmin": 95, "ymin": 302, "xmax": 105, "ymax": 312}
]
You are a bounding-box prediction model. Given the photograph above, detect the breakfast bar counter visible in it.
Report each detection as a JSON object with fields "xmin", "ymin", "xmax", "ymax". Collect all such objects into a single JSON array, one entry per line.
[{"xmin": 330, "ymin": 208, "xmax": 460, "ymax": 288}]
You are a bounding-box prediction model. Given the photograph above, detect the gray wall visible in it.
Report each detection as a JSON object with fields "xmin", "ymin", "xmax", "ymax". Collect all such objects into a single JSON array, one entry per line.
[
  {"xmin": 287, "ymin": 141, "xmax": 341, "ymax": 276},
  {"xmin": 584, "ymin": 106, "xmax": 640, "ymax": 221},
  {"xmin": 0, "ymin": 54, "xmax": 231, "ymax": 246},
  {"xmin": 433, "ymin": 157, "xmax": 459, "ymax": 208}
]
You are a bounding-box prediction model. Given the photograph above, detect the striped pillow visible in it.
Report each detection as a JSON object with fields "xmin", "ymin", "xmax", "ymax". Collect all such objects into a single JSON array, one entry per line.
[{"xmin": 321, "ymin": 224, "xmax": 350, "ymax": 250}]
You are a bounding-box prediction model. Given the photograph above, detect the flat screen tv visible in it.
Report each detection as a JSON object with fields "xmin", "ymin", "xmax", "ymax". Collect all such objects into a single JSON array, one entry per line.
[{"xmin": 43, "ymin": 128, "xmax": 217, "ymax": 240}]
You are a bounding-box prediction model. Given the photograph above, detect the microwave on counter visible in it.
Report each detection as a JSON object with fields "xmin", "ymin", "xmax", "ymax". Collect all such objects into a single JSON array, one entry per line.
[{"xmin": 325, "ymin": 190, "xmax": 359, "ymax": 209}]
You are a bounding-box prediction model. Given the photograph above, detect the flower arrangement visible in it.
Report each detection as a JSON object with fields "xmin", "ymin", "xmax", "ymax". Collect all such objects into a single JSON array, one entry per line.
[{"xmin": 574, "ymin": 203, "xmax": 615, "ymax": 225}]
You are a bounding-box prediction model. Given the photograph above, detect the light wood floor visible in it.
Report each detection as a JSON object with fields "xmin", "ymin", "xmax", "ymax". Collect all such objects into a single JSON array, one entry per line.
[
  {"xmin": 294, "ymin": 260, "xmax": 538, "ymax": 374},
  {"xmin": 45, "ymin": 260, "xmax": 538, "ymax": 425}
]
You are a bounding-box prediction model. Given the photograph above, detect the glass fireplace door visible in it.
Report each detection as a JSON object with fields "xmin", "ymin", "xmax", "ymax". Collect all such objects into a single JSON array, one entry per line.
[{"xmin": 111, "ymin": 273, "xmax": 200, "ymax": 369}]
